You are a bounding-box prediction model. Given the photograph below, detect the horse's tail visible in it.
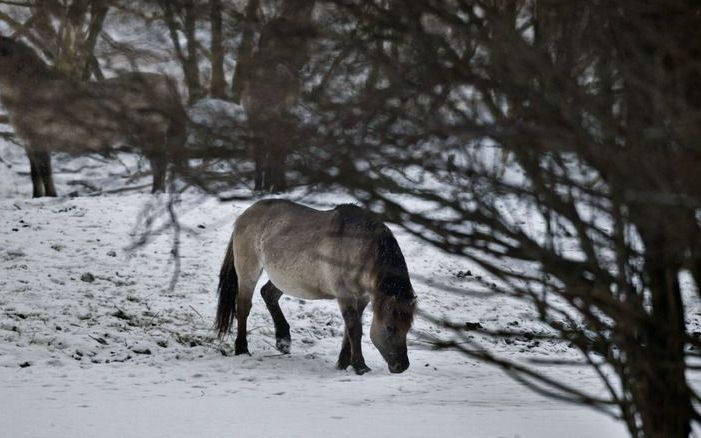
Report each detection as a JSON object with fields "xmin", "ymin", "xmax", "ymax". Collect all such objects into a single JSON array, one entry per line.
[{"xmin": 215, "ymin": 234, "xmax": 238, "ymax": 338}]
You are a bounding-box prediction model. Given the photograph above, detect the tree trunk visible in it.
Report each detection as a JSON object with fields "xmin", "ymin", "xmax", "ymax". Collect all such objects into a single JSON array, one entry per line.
[
  {"xmin": 627, "ymin": 273, "xmax": 692, "ymax": 437},
  {"xmin": 250, "ymin": 120, "xmax": 288, "ymax": 193},
  {"xmin": 209, "ymin": 0, "xmax": 226, "ymax": 98},
  {"xmin": 267, "ymin": 152, "xmax": 287, "ymax": 192},
  {"xmin": 253, "ymin": 155, "xmax": 287, "ymax": 193},
  {"xmin": 231, "ymin": 0, "xmax": 259, "ymax": 104},
  {"xmin": 56, "ymin": 0, "xmax": 89, "ymax": 78},
  {"xmin": 183, "ymin": 0, "xmax": 202, "ymax": 103},
  {"xmin": 244, "ymin": 0, "xmax": 315, "ymax": 192},
  {"xmin": 623, "ymin": 215, "xmax": 694, "ymax": 437},
  {"xmin": 162, "ymin": 0, "xmax": 202, "ymax": 103},
  {"xmin": 80, "ymin": 0, "xmax": 108, "ymax": 80},
  {"xmin": 31, "ymin": 0, "xmax": 62, "ymax": 48}
]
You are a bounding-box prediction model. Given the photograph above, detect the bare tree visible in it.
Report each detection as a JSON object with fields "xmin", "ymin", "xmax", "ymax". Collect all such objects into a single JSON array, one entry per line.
[
  {"xmin": 230, "ymin": 0, "xmax": 258, "ymax": 104},
  {"xmin": 239, "ymin": 0, "xmax": 316, "ymax": 192},
  {"xmin": 291, "ymin": 1, "xmax": 701, "ymax": 436},
  {"xmin": 160, "ymin": 0, "xmax": 203, "ymax": 103},
  {"xmin": 209, "ymin": 0, "xmax": 225, "ymax": 98}
]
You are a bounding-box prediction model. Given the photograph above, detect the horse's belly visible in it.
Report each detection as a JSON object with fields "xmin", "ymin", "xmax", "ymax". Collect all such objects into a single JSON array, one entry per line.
[
  {"xmin": 15, "ymin": 112, "xmax": 125, "ymax": 154},
  {"xmin": 265, "ymin": 270, "xmax": 336, "ymax": 300}
]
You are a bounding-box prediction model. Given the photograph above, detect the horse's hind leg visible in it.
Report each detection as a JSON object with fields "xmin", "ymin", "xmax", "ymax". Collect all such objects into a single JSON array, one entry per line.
[
  {"xmin": 149, "ymin": 155, "xmax": 166, "ymax": 193},
  {"xmin": 261, "ymin": 281, "xmax": 291, "ymax": 354},
  {"xmin": 337, "ymin": 331, "xmax": 351, "ymax": 370},
  {"xmin": 234, "ymin": 261, "xmax": 261, "ymax": 356},
  {"xmin": 337, "ymin": 297, "xmax": 370, "ymax": 375},
  {"xmin": 234, "ymin": 280, "xmax": 255, "ymax": 355}
]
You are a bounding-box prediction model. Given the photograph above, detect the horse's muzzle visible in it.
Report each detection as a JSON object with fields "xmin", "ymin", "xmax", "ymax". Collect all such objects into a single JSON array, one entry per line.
[{"xmin": 388, "ymin": 360, "xmax": 410, "ymax": 374}]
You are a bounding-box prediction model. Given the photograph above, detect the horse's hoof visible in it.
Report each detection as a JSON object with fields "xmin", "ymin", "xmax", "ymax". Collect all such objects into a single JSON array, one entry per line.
[
  {"xmin": 336, "ymin": 361, "xmax": 349, "ymax": 370},
  {"xmin": 234, "ymin": 337, "xmax": 249, "ymax": 356},
  {"xmin": 234, "ymin": 343, "xmax": 250, "ymax": 356},
  {"xmin": 276, "ymin": 338, "xmax": 291, "ymax": 354},
  {"xmin": 353, "ymin": 365, "xmax": 371, "ymax": 375}
]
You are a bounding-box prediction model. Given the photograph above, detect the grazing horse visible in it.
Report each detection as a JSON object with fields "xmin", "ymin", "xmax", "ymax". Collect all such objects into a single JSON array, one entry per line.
[
  {"xmin": 0, "ymin": 36, "xmax": 186, "ymax": 197},
  {"xmin": 216, "ymin": 199, "xmax": 417, "ymax": 374}
]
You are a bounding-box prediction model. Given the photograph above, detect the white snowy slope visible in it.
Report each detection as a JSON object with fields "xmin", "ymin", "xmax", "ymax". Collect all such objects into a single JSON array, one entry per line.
[{"xmin": 0, "ymin": 142, "xmax": 635, "ymax": 438}]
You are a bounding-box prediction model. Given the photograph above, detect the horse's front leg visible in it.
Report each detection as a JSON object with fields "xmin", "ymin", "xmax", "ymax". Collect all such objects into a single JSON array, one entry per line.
[
  {"xmin": 27, "ymin": 150, "xmax": 44, "ymax": 198},
  {"xmin": 37, "ymin": 150, "xmax": 56, "ymax": 197},
  {"xmin": 337, "ymin": 297, "xmax": 370, "ymax": 375}
]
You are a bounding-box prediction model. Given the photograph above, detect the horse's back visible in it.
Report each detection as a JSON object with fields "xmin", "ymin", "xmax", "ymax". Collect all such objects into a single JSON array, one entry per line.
[
  {"xmin": 6, "ymin": 69, "xmax": 184, "ymax": 155},
  {"xmin": 98, "ymin": 73, "xmax": 183, "ymax": 115},
  {"xmin": 234, "ymin": 200, "xmax": 376, "ymax": 299}
]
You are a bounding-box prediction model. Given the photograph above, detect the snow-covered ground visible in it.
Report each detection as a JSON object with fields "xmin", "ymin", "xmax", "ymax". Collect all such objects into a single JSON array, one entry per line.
[{"xmin": 0, "ymin": 142, "xmax": 635, "ymax": 438}]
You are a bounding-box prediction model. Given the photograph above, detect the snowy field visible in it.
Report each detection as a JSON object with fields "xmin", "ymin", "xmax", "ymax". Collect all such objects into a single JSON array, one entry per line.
[{"xmin": 1, "ymin": 143, "xmax": 633, "ymax": 437}]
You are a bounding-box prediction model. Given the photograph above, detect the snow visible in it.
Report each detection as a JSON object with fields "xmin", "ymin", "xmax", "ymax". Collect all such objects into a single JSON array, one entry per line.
[
  {"xmin": 0, "ymin": 141, "xmax": 632, "ymax": 437},
  {"xmin": 2, "ymin": 364, "xmax": 623, "ymax": 438}
]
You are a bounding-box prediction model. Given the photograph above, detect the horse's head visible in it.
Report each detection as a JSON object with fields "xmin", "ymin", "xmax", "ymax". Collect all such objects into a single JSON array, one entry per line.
[
  {"xmin": 370, "ymin": 293, "xmax": 416, "ymax": 373},
  {"xmin": 0, "ymin": 36, "xmax": 51, "ymax": 79},
  {"xmin": 0, "ymin": 36, "xmax": 17, "ymax": 52},
  {"xmin": 0, "ymin": 36, "xmax": 18, "ymax": 72}
]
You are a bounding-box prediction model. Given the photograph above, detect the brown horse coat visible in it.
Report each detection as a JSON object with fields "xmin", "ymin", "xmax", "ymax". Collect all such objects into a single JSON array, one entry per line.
[{"xmin": 0, "ymin": 37, "xmax": 186, "ymax": 196}]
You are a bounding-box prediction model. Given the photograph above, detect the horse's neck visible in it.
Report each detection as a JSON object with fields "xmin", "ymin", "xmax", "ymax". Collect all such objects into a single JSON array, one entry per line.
[
  {"xmin": 1, "ymin": 73, "xmax": 60, "ymax": 95},
  {"xmin": 0, "ymin": 74, "xmax": 69, "ymax": 118},
  {"xmin": 0, "ymin": 76, "xmax": 24, "ymax": 105}
]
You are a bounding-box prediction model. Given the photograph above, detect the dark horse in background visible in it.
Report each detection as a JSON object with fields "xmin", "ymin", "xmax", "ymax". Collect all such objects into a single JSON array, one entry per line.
[
  {"xmin": 0, "ymin": 36, "xmax": 186, "ymax": 197},
  {"xmin": 216, "ymin": 199, "xmax": 417, "ymax": 374}
]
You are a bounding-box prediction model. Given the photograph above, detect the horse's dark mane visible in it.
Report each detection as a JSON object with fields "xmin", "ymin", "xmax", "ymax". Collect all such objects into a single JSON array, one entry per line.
[
  {"xmin": 334, "ymin": 204, "xmax": 414, "ymax": 300},
  {"xmin": 334, "ymin": 203, "xmax": 384, "ymax": 234}
]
